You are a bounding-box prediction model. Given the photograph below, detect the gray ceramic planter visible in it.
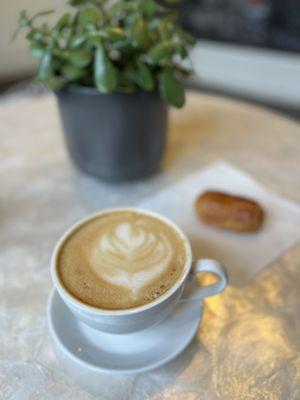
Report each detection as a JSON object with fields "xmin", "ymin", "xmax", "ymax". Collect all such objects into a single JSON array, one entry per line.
[{"xmin": 55, "ymin": 86, "xmax": 168, "ymax": 182}]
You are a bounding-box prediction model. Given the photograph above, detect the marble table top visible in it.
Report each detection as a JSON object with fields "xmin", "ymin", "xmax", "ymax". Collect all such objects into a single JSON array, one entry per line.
[{"xmin": 1, "ymin": 91, "xmax": 300, "ymax": 399}]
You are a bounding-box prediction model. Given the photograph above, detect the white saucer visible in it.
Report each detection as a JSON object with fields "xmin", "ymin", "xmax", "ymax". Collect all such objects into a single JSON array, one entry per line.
[{"xmin": 47, "ymin": 290, "xmax": 203, "ymax": 375}]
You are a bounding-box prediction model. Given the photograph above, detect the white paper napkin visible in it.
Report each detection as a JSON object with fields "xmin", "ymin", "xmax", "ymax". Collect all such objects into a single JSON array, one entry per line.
[{"xmin": 139, "ymin": 161, "xmax": 300, "ymax": 285}]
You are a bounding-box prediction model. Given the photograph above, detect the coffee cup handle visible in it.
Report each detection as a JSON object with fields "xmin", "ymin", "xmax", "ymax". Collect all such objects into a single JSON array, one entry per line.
[{"xmin": 181, "ymin": 259, "xmax": 228, "ymax": 301}]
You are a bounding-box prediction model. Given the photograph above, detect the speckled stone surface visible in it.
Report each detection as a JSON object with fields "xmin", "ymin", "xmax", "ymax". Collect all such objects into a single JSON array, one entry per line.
[{"xmin": 1, "ymin": 91, "xmax": 300, "ymax": 399}]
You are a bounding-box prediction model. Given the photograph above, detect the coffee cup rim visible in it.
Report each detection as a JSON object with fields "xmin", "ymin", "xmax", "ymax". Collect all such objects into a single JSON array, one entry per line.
[{"xmin": 51, "ymin": 207, "xmax": 193, "ymax": 316}]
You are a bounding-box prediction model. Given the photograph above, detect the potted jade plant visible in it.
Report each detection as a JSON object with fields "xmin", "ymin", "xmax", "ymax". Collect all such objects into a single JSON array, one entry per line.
[{"xmin": 15, "ymin": 0, "xmax": 196, "ymax": 181}]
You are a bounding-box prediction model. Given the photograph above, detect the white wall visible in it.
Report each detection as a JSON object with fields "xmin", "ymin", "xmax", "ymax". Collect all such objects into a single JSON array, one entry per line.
[
  {"xmin": 0, "ymin": 0, "xmax": 66, "ymax": 80},
  {"xmin": 191, "ymin": 40, "xmax": 300, "ymax": 108}
]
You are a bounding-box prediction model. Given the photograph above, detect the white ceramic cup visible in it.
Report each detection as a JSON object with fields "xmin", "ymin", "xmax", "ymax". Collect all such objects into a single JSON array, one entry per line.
[{"xmin": 51, "ymin": 208, "xmax": 228, "ymax": 334}]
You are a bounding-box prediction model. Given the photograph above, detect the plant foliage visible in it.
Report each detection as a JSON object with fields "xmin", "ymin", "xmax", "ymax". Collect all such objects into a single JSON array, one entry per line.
[{"xmin": 14, "ymin": 0, "xmax": 196, "ymax": 107}]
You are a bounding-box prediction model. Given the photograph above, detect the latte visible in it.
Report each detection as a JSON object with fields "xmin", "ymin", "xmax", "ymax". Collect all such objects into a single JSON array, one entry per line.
[{"xmin": 57, "ymin": 210, "xmax": 188, "ymax": 310}]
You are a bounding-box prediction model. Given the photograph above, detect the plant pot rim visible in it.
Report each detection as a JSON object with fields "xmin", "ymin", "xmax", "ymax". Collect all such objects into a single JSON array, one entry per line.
[{"xmin": 54, "ymin": 84, "xmax": 160, "ymax": 98}]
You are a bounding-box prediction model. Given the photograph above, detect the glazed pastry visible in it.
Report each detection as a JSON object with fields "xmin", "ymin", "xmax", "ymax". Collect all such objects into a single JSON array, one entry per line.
[{"xmin": 195, "ymin": 191, "xmax": 264, "ymax": 233}]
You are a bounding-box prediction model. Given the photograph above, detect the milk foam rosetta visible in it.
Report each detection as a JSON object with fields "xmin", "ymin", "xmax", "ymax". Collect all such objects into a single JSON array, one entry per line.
[
  {"xmin": 57, "ymin": 211, "xmax": 187, "ymax": 310},
  {"xmin": 89, "ymin": 221, "xmax": 173, "ymax": 295}
]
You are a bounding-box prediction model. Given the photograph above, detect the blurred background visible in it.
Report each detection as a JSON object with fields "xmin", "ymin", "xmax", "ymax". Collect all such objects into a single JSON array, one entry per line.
[{"xmin": 1, "ymin": 0, "xmax": 300, "ymax": 119}]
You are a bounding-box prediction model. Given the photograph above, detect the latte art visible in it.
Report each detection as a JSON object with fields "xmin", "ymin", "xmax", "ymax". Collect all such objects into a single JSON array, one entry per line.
[
  {"xmin": 58, "ymin": 210, "xmax": 187, "ymax": 310},
  {"xmin": 89, "ymin": 222, "xmax": 173, "ymax": 297}
]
